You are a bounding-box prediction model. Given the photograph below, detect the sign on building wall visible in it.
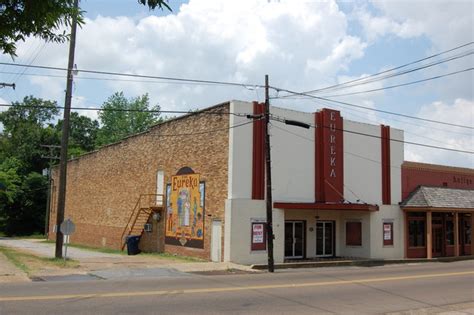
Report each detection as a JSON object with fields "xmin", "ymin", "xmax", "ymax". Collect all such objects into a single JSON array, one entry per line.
[
  {"xmin": 315, "ymin": 109, "xmax": 344, "ymax": 202},
  {"xmin": 165, "ymin": 171, "xmax": 205, "ymax": 248},
  {"xmin": 251, "ymin": 222, "xmax": 267, "ymax": 251},
  {"xmin": 383, "ymin": 222, "xmax": 393, "ymax": 246}
]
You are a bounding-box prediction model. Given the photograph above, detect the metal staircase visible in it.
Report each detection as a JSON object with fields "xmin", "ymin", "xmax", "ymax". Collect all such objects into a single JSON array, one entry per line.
[{"xmin": 121, "ymin": 194, "xmax": 164, "ymax": 251}]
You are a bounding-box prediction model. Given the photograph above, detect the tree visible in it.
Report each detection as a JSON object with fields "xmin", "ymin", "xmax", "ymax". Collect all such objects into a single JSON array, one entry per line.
[
  {"xmin": 56, "ymin": 111, "xmax": 99, "ymax": 157},
  {"xmin": 0, "ymin": 0, "xmax": 171, "ymax": 57},
  {"xmin": 0, "ymin": 96, "xmax": 59, "ymax": 174},
  {"xmin": 96, "ymin": 92, "xmax": 162, "ymax": 147},
  {"xmin": 0, "ymin": 166, "xmax": 47, "ymax": 236}
]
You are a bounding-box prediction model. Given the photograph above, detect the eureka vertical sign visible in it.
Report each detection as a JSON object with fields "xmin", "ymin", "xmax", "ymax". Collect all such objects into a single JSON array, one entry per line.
[{"xmin": 315, "ymin": 109, "xmax": 344, "ymax": 202}]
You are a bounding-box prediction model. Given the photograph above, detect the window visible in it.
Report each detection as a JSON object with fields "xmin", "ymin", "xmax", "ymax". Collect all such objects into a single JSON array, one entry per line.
[
  {"xmin": 408, "ymin": 219, "xmax": 425, "ymax": 247},
  {"xmin": 461, "ymin": 215, "xmax": 472, "ymax": 245},
  {"xmin": 346, "ymin": 222, "xmax": 362, "ymax": 246},
  {"xmin": 383, "ymin": 222, "xmax": 393, "ymax": 246},
  {"xmin": 446, "ymin": 220, "xmax": 454, "ymax": 245}
]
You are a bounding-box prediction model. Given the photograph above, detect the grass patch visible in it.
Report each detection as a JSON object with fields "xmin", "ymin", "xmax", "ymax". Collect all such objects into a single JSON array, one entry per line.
[
  {"xmin": 0, "ymin": 246, "xmax": 79, "ymax": 276},
  {"xmin": 140, "ymin": 252, "xmax": 206, "ymax": 263}
]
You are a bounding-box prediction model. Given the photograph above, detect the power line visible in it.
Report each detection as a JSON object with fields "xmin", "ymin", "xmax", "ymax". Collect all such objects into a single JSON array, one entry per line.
[
  {"xmin": 0, "ymin": 102, "xmax": 249, "ymax": 116},
  {"xmin": 270, "ymin": 87, "xmax": 474, "ymax": 130},
  {"xmin": 150, "ymin": 118, "xmax": 258, "ymax": 138},
  {"xmin": 0, "ymin": 71, "xmax": 234, "ymax": 87},
  {"xmin": 319, "ymin": 67, "xmax": 474, "ymax": 98},
  {"xmin": 306, "ymin": 49, "xmax": 473, "ymax": 95},
  {"xmin": 274, "ymin": 95, "xmax": 473, "ymax": 137},
  {"xmin": 285, "ymin": 41, "xmax": 474, "ymax": 96},
  {"xmin": 269, "ymin": 116, "xmax": 473, "ymax": 154},
  {"xmin": 0, "ymin": 62, "xmax": 266, "ymax": 89}
]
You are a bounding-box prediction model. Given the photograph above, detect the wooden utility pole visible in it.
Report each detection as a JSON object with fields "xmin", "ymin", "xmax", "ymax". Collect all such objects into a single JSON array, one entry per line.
[
  {"xmin": 264, "ymin": 74, "xmax": 275, "ymax": 272},
  {"xmin": 41, "ymin": 145, "xmax": 60, "ymax": 238},
  {"xmin": 55, "ymin": 0, "xmax": 79, "ymax": 259}
]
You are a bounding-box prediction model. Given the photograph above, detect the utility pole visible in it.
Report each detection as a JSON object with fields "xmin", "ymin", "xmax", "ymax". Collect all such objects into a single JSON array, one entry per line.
[
  {"xmin": 264, "ymin": 74, "xmax": 275, "ymax": 273},
  {"xmin": 41, "ymin": 145, "xmax": 60, "ymax": 238},
  {"xmin": 55, "ymin": 0, "xmax": 79, "ymax": 259}
]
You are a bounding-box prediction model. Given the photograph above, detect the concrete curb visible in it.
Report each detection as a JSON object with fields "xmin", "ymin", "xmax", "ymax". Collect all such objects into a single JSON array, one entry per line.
[{"xmin": 250, "ymin": 255, "xmax": 474, "ymax": 270}]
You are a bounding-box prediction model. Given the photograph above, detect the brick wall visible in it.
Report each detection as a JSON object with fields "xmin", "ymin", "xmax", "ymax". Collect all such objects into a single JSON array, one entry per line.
[
  {"xmin": 402, "ymin": 161, "xmax": 474, "ymax": 200},
  {"xmin": 49, "ymin": 103, "xmax": 230, "ymax": 260}
]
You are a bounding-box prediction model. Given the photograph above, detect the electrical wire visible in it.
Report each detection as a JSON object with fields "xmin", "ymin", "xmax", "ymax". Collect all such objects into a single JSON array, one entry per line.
[
  {"xmin": 0, "ymin": 71, "xmax": 232, "ymax": 87},
  {"xmin": 268, "ymin": 115, "xmax": 473, "ymax": 154},
  {"xmin": 150, "ymin": 118, "xmax": 258, "ymax": 138},
  {"xmin": 319, "ymin": 67, "xmax": 474, "ymax": 98},
  {"xmin": 270, "ymin": 87, "xmax": 474, "ymax": 130},
  {"xmin": 0, "ymin": 103, "xmax": 250, "ymax": 116},
  {"xmin": 283, "ymin": 96, "xmax": 473, "ymax": 137},
  {"xmin": 281, "ymin": 41, "xmax": 474, "ymax": 97},
  {"xmin": 0, "ymin": 62, "xmax": 266, "ymax": 89}
]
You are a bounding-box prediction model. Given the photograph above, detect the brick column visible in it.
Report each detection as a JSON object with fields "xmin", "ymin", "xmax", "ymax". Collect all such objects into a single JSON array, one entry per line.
[
  {"xmin": 454, "ymin": 212, "xmax": 459, "ymax": 257},
  {"xmin": 427, "ymin": 211, "xmax": 432, "ymax": 259}
]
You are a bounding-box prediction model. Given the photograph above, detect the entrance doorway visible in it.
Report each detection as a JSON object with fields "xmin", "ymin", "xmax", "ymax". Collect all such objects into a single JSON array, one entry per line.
[
  {"xmin": 211, "ymin": 220, "xmax": 222, "ymax": 262},
  {"xmin": 316, "ymin": 221, "xmax": 335, "ymax": 257},
  {"xmin": 285, "ymin": 221, "xmax": 305, "ymax": 259},
  {"xmin": 432, "ymin": 226, "xmax": 443, "ymax": 257}
]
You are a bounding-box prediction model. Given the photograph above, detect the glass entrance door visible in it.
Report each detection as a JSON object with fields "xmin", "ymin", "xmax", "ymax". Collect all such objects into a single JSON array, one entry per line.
[
  {"xmin": 316, "ymin": 221, "xmax": 334, "ymax": 257},
  {"xmin": 285, "ymin": 221, "xmax": 304, "ymax": 259}
]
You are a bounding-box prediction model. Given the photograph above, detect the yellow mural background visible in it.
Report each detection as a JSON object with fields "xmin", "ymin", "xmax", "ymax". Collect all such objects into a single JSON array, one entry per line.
[{"xmin": 166, "ymin": 173, "xmax": 204, "ymax": 242}]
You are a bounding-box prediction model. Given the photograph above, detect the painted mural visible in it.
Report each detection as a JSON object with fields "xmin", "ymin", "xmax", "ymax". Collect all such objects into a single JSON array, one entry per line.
[{"xmin": 165, "ymin": 173, "xmax": 205, "ymax": 248}]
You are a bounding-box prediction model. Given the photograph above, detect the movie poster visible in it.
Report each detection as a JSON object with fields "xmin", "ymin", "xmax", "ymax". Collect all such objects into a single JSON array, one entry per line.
[{"xmin": 165, "ymin": 173, "xmax": 205, "ymax": 248}]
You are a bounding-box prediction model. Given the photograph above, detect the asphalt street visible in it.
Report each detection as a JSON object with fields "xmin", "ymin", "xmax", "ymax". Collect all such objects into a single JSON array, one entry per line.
[{"xmin": 0, "ymin": 260, "xmax": 473, "ymax": 314}]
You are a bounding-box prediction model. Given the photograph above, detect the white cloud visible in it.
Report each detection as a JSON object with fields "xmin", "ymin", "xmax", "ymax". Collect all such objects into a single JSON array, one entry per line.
[
  {"xmin": 8, "ymin": 0, "xmax": 369, "ymax": 112},
  {"xmin": 355, "ymin": 8, "xmax": 424, "ymax": 42},
  {"xmin": 405, "ymin": 98, "xmax": 474, "ymax": 168},
  {"xmin": 371, "ymin": 0, "xmax": 473, "ymax": 50}
]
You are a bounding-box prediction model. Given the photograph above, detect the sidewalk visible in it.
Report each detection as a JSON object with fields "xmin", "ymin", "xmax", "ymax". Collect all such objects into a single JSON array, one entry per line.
[{"xmin": 0, "ymin": 238, "xmax": 256, "ymax": 282}]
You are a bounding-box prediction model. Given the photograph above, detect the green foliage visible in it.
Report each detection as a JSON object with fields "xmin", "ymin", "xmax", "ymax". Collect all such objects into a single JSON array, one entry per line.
[
  {"xmin": 0, "ymin": 0, "xmax": 84, "ymax": 57},
  {"xmin": 96, "ymin": 92, "xmax": 162, "ymax": 146},
  {"xmin": 1, "ymin": 171, "xmax": 47, "ymax": 236},
  {"xmin": 56, "ymin": 111, "xmax": 99, "ymax": 157},
  {"xmin": 0, "ymin": 96, "xmax": 59, "ymax": 174},
  {"xmin": 138, "ymin": 0, "xmax": 171, "ymax": 11},
  {"xmin": 0, "ymin": 92, "xmax": 161, "ymax": 236},
  {"xmin": 0, "ymin": 97, "xmax": 56, "ymax": 236},
  {"xmin": 0, "ymin": 0, "xmax": 171, "ymax": 58}
]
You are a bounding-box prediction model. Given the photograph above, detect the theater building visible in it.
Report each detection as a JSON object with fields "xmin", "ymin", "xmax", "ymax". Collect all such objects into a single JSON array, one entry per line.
[{"xmin": 48, "ymin": 100, "xmax": 473, "ymax": 264}]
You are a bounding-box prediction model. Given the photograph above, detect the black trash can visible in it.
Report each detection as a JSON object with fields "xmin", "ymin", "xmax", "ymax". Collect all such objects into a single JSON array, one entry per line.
[{"xmin": 126, "ymin": 235, "xmax": 141, "ymax": 255}]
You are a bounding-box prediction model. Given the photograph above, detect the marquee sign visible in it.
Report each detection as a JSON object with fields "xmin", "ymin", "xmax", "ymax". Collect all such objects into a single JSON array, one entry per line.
[
  {"xmin": 315, "ymin": 109, "xmax": 344, "ymax": 202},
  {"xmin": 165, "ymin": 170, "xmax": 205, "ymax": 248}
]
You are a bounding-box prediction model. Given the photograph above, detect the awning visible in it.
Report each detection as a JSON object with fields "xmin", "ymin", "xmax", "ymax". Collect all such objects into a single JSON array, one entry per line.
[
  {"xmin": 273, "ymin": 202, "xmax": 379, "ymax": 211},
  {"xmin": 401, "ymin": 186, "xmax": 474, "ymax": 212}
]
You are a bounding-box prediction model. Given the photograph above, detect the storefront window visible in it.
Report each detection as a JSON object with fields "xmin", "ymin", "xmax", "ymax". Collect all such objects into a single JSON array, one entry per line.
[
  {"xmin": 463, "ymin": 216, "xmax": 472, "ymax": 245},
  {"xmin": 408, "ymin": 219, "xmax": 425, "ymax": 247},
  {"xmin": 446, "ymin": 220, "xmax": 454, "ymax": 245}
]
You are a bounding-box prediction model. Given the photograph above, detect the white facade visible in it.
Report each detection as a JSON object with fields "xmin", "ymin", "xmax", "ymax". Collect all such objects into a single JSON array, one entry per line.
[{"xmin": 225, "ymin": 101, "xmax": 404, "ymax": 264}]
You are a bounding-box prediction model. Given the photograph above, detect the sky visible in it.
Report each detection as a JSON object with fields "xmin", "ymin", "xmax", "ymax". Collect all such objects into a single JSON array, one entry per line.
[{"xmin": 0, "ymin": 0, "xmax": 472, "ymax": 168}]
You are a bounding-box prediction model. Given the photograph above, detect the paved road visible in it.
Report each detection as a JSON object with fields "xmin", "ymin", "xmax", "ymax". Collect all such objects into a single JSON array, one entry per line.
[{"xmin": 0, "ymin": 260, "xmax": 472, "ymax": 314}]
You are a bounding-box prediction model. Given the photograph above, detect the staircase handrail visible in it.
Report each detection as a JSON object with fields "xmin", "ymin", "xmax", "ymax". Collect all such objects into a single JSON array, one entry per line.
[{"xmin": 120, "ymin": 193, "xmax": 164, "ymax": 249}]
